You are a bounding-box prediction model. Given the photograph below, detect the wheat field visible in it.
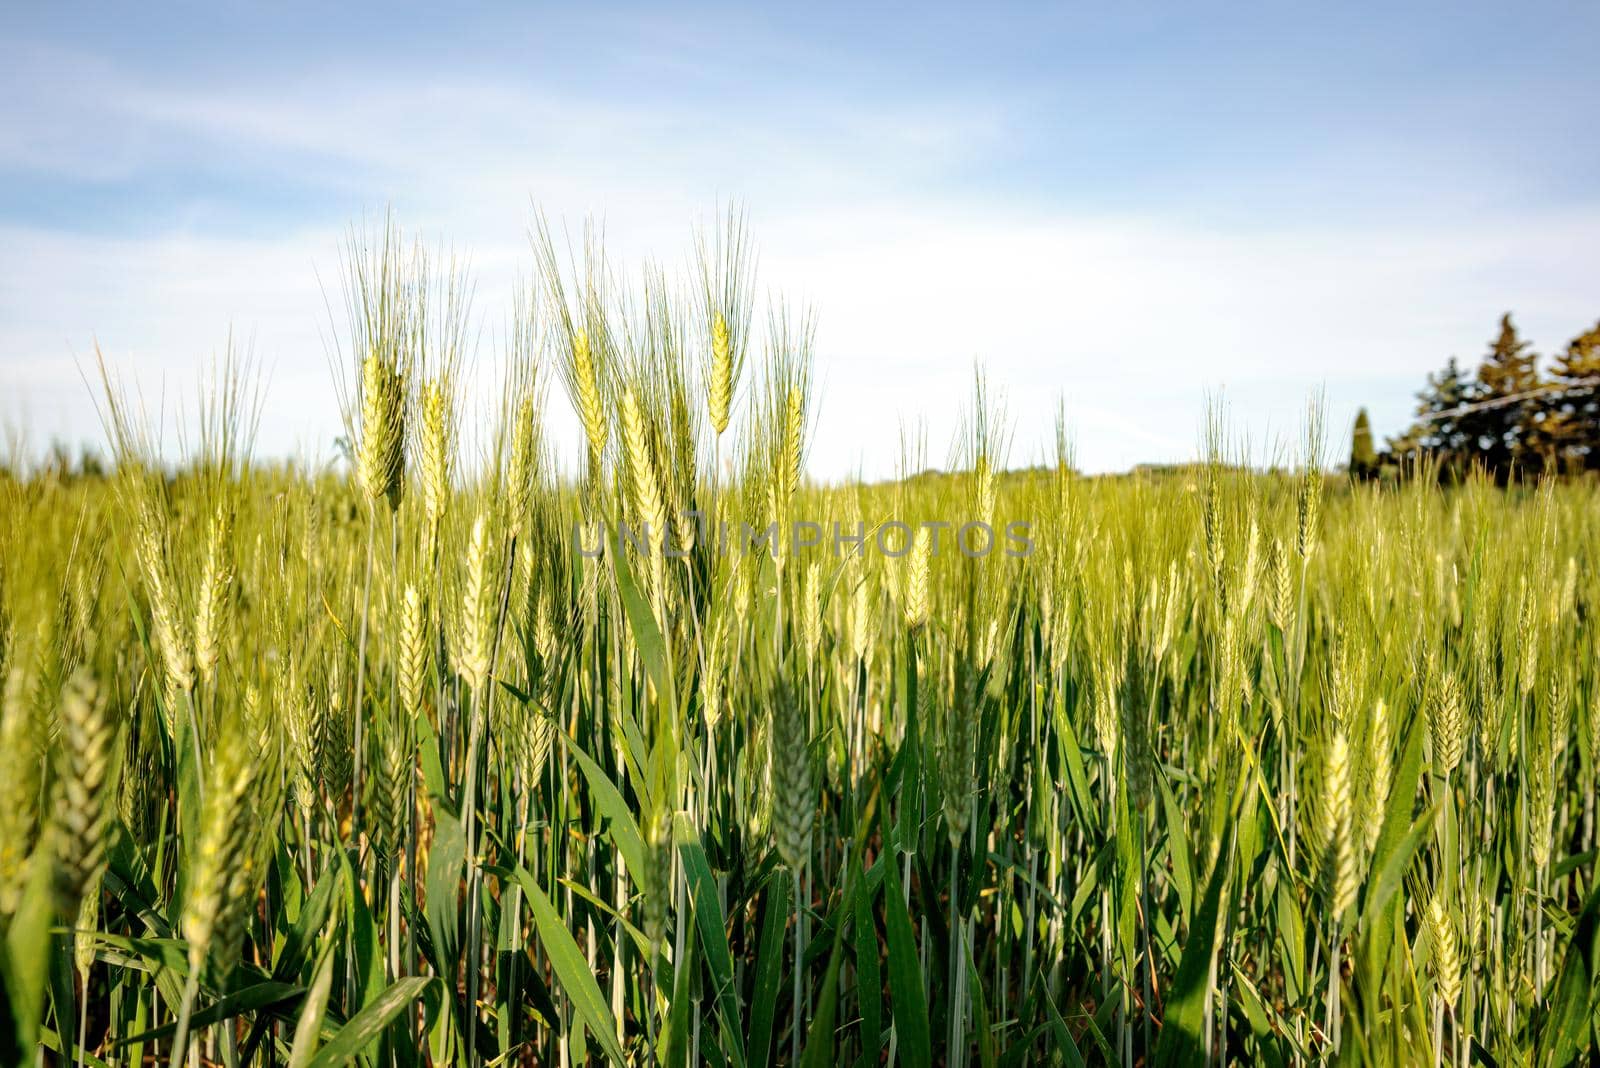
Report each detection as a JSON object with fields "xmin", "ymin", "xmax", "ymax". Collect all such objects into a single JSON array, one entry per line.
[{"xmin": 1, "ymin": 218, "xmax": 1598, "ymax": 1067}]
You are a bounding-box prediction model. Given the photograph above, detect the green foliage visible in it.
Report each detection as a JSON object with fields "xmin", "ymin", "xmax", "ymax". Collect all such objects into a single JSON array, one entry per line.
[
  {"xmin": 1350, "ymin": 407, "xmax": 1378, "ymax": 480},
  {"xmin": 1388, "ymin": 311, "xmax": 1600, "ymax": 479},
  {"xmin": 1, "ymin": 219, "xmax": 1598, "ymax": 1068}
]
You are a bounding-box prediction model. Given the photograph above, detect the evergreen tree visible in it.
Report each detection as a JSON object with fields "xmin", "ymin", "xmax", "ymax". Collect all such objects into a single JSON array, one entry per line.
[
  {"xmin": 1349, "ymin": 407, "xmax": 1377, "ymax": 479},
  {"xmin": 1388, "ymin": 356, "xmax": 1477, "ymax": 478},
  {"xmin": 1544, "ymin": 321, "xmax": 1600, "ymax": 470},
  {"xmin": 1464, "ymin": 313, "xmax": 1542, "ymax": 478}
]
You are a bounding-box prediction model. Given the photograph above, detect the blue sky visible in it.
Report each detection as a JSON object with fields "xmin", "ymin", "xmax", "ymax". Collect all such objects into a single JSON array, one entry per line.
[{"xmin": 4, "ymin": 2, "xmax": 1599, "ymax": 474}]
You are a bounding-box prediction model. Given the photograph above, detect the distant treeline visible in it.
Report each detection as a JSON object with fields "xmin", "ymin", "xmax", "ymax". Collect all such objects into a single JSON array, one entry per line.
[{"xmin": 1351, "ymin": 313, "xmax": 1600, "ymax": 481}]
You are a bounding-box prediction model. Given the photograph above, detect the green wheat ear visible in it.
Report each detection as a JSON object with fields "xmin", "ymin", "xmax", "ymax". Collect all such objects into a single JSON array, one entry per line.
[
  {"xmin": 366, "ymin": 705, "xmax": 411, "ymax": 870},
  {"xmin": 903, "ymin": 526, "xmax": 932, "ymax": 630},
  {"xmin": 1426, "ymin": 890, "xmax": 1462, "ymax": 1010},
  {"xmin": 506, "ymin": 390, "xmax": 540, "ymax": 542},
  {"xmin": 454, "ymin": 511, "xmax": 497, "ymax": 695},
  {"xmin": 1362, "ymin": 698, "xmax": 1391, "ymax": 854},
  {"xmin": 642, "ymin": 807, "xmax": 673, "ymax": 954},
  {"xmin": 800, "ymin": 561, "xmax": 822, "ymax": 664},
  {"xmin": 419, "ymin": 376, "xmax": 454, "ymax": 557},
  {"xmin": 1430, "ymin": 669, "xmax": 1464, "ymax": 776},
  {"xmin": 573, "ymin": 328, "xmax": 608, "ymax": 472},
  {"xmin": 709, "ymin": 311, "xmax": 733, "ymax": 436},
  {"xmin": 135, "ymin": 490, "xmax": 193, "ymax": 704},
  {"xmin": 620, "ymin": 386, "xmax": 668, "ymax": 548},
  {"xmin": 182, "ymin": 724, "xmax": 258, "ymax": 981},
  {"xmin": 50, "ymin": 669, "xmax": 113, "ymax": 922},
  {"xmin": 0, "ymin": 650, "xmax": 42, "ymax": 916},
  {"xmin": 357, "ymin": 345, "xmax": 408, "ymax": 510},
  {"xmin": 1320, "ymin": 730, "xmax": 1360, "ymax": 924},
  {"xmin": 192, "ymin": 502, "xmax": 234, "ymax": 690},
  {"xmin": 782, "ymin": 386, "xmax": 804, "ymax": 506},
  {"xmin": 933, "ymin": 657, "xmax": 980, "ymax": 848},
  {"xmin": 398, "ymin": 584, "xmax": 428, "ymax": 721},
  {"xmin": 770, "ymin": 678, "xmax": 812, "ymax": 874}
]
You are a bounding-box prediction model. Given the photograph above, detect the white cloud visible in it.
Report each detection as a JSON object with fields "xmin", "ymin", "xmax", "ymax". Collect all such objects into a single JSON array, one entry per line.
[
  {"xmin": 10, "ymin": 198, "xmax": 1599, "ymax": 477},
  {"xmin": 757, "ymin": 202, "xmax": 1600, "ymax": 474},
  {"xmin": 4, "ymin": 49, "xmax": 1599, "ymax": 477},
  {"xmin": 0, "ymin": 223, "xmax": 343, "ymax": 463}
]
